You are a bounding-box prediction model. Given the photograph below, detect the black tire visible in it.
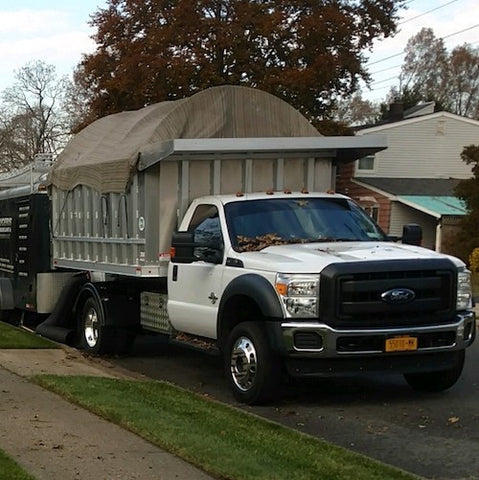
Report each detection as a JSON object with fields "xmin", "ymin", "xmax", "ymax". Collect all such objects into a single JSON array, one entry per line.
[
  {"xmin": 80, "ymin": 297, "xmax": 135, "ymax": 355},
  {"xmin": 80, "ymin": 297, "xmax": 112, "ymax": 355},
  {"xmin": 404, "ymin": 350, "xmax": 465, "ymax": 392},
  {"xmin": 225, "ymin": 322, "xmax": 281, "ymax": 405}
]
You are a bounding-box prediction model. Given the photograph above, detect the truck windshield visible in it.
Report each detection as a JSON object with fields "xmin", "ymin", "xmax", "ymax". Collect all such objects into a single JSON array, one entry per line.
[{"xmin": 225, "ymin": 197, "xmax": 388, "ymax": 252}]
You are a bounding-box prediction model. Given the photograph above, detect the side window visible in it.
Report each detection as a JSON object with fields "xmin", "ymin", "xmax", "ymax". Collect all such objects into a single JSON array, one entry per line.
[
  {"xmin": 188, "ymin": 204, "xmax": 222, "ymax": 244},
  {"xmin": 357, "ymin": 155, "xmax": 375, "ymax": 172}
]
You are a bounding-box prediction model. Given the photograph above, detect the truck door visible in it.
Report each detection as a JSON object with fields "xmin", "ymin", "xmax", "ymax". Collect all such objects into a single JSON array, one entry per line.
[{"xmin": 167, "ymin": 204, "xmax": 224, "ymax": 339}]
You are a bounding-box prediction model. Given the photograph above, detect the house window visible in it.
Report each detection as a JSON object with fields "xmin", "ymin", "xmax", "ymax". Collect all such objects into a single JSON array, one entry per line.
[
  {"xmin": 357, "ymin": 155, "xmax": 375, "ymax": 171},
  {"xmin": 357, "ymin": 196, "xmax": 379, "ymax": 222},
  {"xmin": 363, "ymin": 205, "xmax": 379, "ymax": 222}
]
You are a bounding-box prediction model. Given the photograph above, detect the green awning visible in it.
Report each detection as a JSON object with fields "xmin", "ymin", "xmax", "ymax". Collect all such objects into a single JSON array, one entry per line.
[{"xmin": 397, "ymin": 195, "xmax": 467, "ymax": 218}]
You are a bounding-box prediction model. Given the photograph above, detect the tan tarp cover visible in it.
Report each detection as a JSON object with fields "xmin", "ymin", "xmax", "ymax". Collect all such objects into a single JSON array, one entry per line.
[{"xmin": 49, "ymin": 85, "xmax": 321, "ymax": 193}]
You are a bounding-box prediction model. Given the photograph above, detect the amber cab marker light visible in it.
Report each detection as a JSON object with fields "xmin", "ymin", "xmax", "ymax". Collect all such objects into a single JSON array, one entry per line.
[{"xmin": 170, "ymin": 246, "xmax": 176, "ymax": 258}]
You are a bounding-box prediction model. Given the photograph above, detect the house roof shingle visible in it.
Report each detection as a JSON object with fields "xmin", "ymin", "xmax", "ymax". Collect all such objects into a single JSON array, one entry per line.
[{"xmin": 354, "ymin": 177, "xmax": 462, "ymax": 196}]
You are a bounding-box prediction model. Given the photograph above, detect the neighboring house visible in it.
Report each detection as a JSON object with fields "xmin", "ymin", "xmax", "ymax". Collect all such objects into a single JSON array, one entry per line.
[{"xmin": 336, "ymin": 103, "xmax": 479, "ymax": 252}]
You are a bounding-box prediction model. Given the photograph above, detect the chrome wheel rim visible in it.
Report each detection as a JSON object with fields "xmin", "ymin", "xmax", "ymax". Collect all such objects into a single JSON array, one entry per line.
[
  {"xmin": 84, "ymin": 307, "xmax": 99, "ymax": 348},
  {"xmin": 230, "ymin": 335, "xmax": 257, "ymax": 392}
]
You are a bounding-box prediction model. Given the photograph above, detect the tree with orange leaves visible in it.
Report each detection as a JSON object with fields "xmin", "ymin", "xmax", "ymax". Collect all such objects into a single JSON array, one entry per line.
[{"xmin": 72, "ymin": 0, "xmax": 406, "ymax": 131}]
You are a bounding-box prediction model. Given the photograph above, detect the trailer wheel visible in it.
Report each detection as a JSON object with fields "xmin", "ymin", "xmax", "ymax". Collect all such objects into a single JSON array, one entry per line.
[
  {"xmin": 225, "ymin": 322, "xmax": 281, "ymax": 405},
  {"xmin": 80, "ymin": 297, "xmax": 111, "ymax": 355},
  {"xmin": 404, "ymin": 350, "xmax": 465, "ymax": 392}
]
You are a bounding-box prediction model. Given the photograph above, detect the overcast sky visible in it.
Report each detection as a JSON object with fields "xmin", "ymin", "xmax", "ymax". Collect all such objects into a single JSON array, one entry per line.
[
  {"xmin": 0, "ymin": 0, "xmax": 477, "ymax": 103},
  {"xmin": 0, "ymin": 0, "xmax": 107, "ymax": 90}
]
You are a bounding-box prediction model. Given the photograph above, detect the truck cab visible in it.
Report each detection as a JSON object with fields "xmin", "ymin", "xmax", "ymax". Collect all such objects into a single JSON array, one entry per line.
[{"xmin": 170, "ymin": 191, "xmax": 475, "ymax": 404}]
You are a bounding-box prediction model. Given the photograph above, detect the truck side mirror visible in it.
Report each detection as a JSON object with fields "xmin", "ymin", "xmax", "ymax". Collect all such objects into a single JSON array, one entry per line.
[
  {"xmin": 170, "ymin": 231, "xmax": 196, "ymax": 263},
  {"xmin": 402, "ymin": 224, "xmax": 422, "ymax": 246}
]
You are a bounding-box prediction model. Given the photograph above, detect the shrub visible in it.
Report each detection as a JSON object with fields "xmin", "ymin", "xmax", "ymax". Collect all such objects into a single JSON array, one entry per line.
[{"xmin": 469, "ymin": 247, "xmax": 479, "ymax": 273}]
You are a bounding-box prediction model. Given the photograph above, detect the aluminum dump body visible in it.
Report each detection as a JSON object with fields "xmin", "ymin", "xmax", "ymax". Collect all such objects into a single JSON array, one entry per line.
[
  {"xmin": 50, "ymin": 136, "xmax": 386, "ymax": 277},
  {"xmin": 48, "ymin": 86, "xmax": 387, "ymax": 278}
]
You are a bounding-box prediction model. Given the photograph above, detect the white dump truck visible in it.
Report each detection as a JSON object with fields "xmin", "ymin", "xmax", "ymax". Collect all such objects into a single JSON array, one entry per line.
[{"xmin": 0, "ymin": 86, "xmax": 475, "ymax": 404}]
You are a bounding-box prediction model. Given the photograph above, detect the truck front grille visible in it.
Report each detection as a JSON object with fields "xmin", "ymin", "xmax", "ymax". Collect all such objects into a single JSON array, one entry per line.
[{"xmin": 320, "ymin": 259, "xmax": 456, "ymax": 329}]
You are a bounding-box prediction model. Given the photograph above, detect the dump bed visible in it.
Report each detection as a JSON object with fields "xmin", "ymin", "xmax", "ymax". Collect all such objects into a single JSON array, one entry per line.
[{"xmin": 49, "ymin": 86, "xmax": 386, "ymax": 278}]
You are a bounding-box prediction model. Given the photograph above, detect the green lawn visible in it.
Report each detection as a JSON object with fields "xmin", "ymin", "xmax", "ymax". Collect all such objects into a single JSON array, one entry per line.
[
  {"xmin": 0, "ymin": 449, "xmax": 35, "ymax": 480},
  {"xmin": 35, "ymin": 375, "xmax": 421, "ymax": 480},
  {"xmin": 0, "ymin": 321, "xmax": 58, "ymax": 349}
]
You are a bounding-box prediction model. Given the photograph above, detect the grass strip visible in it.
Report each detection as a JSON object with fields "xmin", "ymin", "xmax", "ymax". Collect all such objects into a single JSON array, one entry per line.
[
  {"xmin": 0, "ymin": 321, "xmax": 58, "ymax": 349},
  {"xmin": 35, "ymin": 375, "xmax": 421, "ymax": 480},
  {"xmin": 0, "ymin": 449, "xmax": 35, "ymax": 480}
]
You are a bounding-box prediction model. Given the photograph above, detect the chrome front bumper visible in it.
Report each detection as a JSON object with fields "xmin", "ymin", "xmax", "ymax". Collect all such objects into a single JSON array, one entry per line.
[{"xmin": 280, "ymin": 310, "xmax": 476, "ymax": 358}]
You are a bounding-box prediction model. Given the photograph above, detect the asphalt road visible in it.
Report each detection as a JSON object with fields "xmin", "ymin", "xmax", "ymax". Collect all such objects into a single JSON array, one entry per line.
[{"xmin": 112, "ymin": 329, "xmax": 479, "ymax": 480}]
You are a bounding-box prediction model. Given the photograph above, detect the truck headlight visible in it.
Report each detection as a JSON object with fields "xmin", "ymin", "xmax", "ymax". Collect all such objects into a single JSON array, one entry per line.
[
  {"xmin": 457, "ymin": 269, "xmax": 473, "ymax": 310},
  {"xmin": 275, "ymin": 274, "xmax": 319, "ymax": 318}
]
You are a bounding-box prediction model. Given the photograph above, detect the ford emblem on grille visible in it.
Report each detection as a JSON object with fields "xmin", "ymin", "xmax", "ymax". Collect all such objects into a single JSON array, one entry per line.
[{"xmin": 381, "ymin": 288, "xmax": 416, "ymax": 304}]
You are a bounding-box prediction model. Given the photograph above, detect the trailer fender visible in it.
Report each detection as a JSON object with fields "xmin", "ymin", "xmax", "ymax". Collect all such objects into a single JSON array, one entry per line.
[
  {"xmin": 217, "ymin": 274, "xmax": 283, "ymax": 346},
  {"xmin": 0, "ymin": 278, "xmax": 15, "ymax": 310}
]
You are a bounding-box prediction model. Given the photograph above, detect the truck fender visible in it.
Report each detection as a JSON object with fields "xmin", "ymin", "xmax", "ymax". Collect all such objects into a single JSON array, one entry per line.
[
  {"xmin": 74, "ymin": 281, "xmax": 141, "ymax": 328},
  {"xmin": 73, "ymin": 282, "xmax": 106, "ymax": 325},
  {"xmin": 0, "ymin": 278, "xmax": 15, "ymax": 310},
  {"xmin": 217, "ymin": 274, "xmax": 283, "ymax": 344}
]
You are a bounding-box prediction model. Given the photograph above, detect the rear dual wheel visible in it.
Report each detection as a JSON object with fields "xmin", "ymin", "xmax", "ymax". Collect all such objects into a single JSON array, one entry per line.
[
  {"xmin": 81, "ymin": 297, "xmax": 108, "ymax": 355},
  {"xmin": 80, "ymin": 297, "xmax": 133, "ymax": 355}
]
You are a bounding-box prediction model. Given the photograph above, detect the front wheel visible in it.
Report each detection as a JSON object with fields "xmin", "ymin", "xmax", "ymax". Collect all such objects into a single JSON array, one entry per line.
[
  {"xmin": 225, "ymin": 322, "xmax": 281, "ymax": 405},
  {"xmin": 404, "ymin": 350, "xmax": 465, "ymax": 392}
]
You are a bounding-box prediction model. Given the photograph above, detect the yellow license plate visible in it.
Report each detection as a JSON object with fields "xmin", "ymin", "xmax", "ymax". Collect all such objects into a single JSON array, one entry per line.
[{"xmin": 385, "ymin": 336, "xmax": 418, "ymax": 352}]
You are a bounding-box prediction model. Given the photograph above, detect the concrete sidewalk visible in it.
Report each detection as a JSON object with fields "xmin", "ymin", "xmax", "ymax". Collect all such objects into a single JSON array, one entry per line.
[{"xmin": 0, "ymin": 348, "xmax": 215, "ymax": 480}]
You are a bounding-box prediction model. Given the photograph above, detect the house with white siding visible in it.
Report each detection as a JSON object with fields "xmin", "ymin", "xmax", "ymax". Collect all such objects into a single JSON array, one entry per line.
[{"xmin": 336, "ymin": 105, "xmax": 479, "ymax": 252}]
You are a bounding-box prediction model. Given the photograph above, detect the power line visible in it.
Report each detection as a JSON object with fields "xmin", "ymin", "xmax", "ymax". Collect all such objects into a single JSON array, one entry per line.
[
  {"xmin": 371, "ymin": 64, "xmax": 402, "ymax": 75},
  {"xmin": 367, "ymin": 23, "xmax": 479, "ymax": 67},
  {"xmin": 360, "ymin": 2, "xmax": 479, "ymax": 96},
  {"xmin": 399, "ymin": 0, "xmax": 459, "ymax": 25},
  {"xmin": 368, "ymin": 51, "xmax": 403, "ymax": 67},
  {"xmin": 443, "ymin": 23, "xmax": 479, "ymax": 39},
  {"xmin": 370, "ymin": 75, "xmax": 399, "ymax": 87}
]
